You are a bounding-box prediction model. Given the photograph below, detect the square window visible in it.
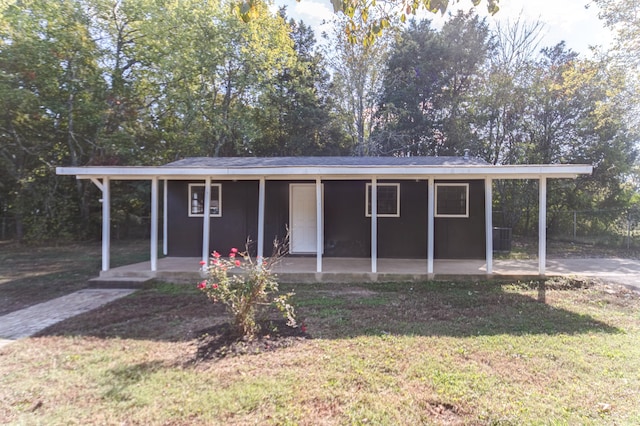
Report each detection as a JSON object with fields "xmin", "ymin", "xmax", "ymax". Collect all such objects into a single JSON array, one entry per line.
[
  {"xmin": 435, "ymin": 183, "xmax": 469, "ymax": 217},
  {"xmin": 366, "ymin": 183, "xmax": 400, "ymax": 217},
  {"xmin": 188, "ymin": 183, "xmax": 222, "ymax": 217}
]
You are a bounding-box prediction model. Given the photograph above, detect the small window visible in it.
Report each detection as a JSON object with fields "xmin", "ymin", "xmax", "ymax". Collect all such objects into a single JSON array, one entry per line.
[
  {"xmin": 188, "ymin": 183, "xmax": 222, "ymax": 217},
  {"xmin": 366, "ymin": 183, "xmax": 400, "ymax": 217},
  {"xmin": 435, "ymin": 183, "xmax": 469, "ymax": 218}
]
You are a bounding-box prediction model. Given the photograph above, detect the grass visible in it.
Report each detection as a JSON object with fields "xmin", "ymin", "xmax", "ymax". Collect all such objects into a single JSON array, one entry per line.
[
  {"xmin": 0, "ymin": 239, "xmax": 151, "ymax": 315},
  {"xmin": 1, "ymin": 242, "xmax": 639, "ymax": 424}
]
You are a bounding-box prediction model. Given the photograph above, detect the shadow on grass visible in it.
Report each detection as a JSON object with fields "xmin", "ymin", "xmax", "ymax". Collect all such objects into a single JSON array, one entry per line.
[
  {"xmin": 101, "ymin": 361, "xmax": 167, "ymax": 403},
  {"xmin": 0, "ymin": 240, "xmax": 151, "ymax": 316},
  {"xmin": 35, "ymin": 279, "xmax": 624, "ymax": 342}
]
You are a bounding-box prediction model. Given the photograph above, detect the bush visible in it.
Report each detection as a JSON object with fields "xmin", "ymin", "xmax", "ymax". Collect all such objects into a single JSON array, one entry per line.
[{"xmin": 198, "ymin": 245, "xmax": 296, "ymax": 337}]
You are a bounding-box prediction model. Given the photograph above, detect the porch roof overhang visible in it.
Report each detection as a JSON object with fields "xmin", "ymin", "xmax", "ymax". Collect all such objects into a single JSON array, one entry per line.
[
  {"xmin": 56, "ymin": 162, "xmax": 593, "ymax": 180},
  {"xmin": 57, "ymin": 156, "xmax": 594, "ymax": 278}
]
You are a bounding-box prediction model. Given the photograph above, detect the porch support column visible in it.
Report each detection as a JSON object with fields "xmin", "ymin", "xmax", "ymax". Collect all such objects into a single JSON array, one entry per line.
[
  {"xmin": 538, "ymin": 176, "xmax": 547, "ymax": 275},
  {"xmin": 101, "ymin": 177, "xmax": 111, "ymax": 272},
  {"xmin": 163, "ymin": 179, "xmax": 168, "ymax": 256},
  {"xmin": 257, "ymin": 177, "xmax": 265, "ymax": 261},
  {"xmin": 371, "ymin": 177, "xmax": 377, "ymax": 273},
  {"xmin": 202, "ymin": 177, "xmax": 211, "ymax": 264},
  {"xmin": 427, "ymin": 178, "xmax": 434, "ymax": 274},
  {"xmin": 485, "ymin": 177, "xmax": 493, "ymax": 274},
  {"xmin": 150, "ymin": 177, "xmax": 159, "ymax": 272},
  {"xmin": 316, "ymin": 177, "xmax": 322, "ymax": 273}
]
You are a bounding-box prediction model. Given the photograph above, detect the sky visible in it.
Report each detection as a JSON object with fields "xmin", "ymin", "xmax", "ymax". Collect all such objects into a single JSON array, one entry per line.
[{"xmin": 273, "ymin": 0, "xmax": 615, "ymax": 56}]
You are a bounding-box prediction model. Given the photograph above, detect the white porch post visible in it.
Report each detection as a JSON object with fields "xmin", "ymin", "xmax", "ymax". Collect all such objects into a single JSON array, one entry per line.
[
  {"xmin": 427, "ymin": 178, "xmax": 434, "ymax": 274},
  {"xmin": 163, "ymin": 179, "xmax": 168, "ymax": 256},
  {"xmin": 485, "ymin": 177, "xmax": 493, "ymax": 274},
  {"xmin": 257, "ymin": 177, "xmax": 265, "ymax": 261},
  {"xmin": 202, "ymin": 177, "xmax": 211, "ymax": 263},
  {"xmin": 316, "ymin": 177, "xmax": 322, "ymax": 273},
  {"xmin": 101, "ymin": 177, "xmax": 111, "ymax": 272},
  {"xmin": 150, "ymin": 177, "xmax": 159, "ymax": 272},
  {"xmin": 539, "ymin": 176, "xmax": 547, "ymax": 275},
  {"xmin": 371, "ymin": 177, "xmax": 377, "ymax": 273}
]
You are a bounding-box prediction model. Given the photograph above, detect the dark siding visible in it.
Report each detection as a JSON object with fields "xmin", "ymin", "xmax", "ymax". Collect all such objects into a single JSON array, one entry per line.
[
  {"xmin": 263, "ymin": 181, "xmax": 290, "ymax": 256},
  {"xmin": 167, "ymin": 178, "xmax": 485, "ymax": 260},
  {"xmin": 167, "ymin": 180, "xmax": 259, "ymax": 257},
  {"xmin": 167, "ymin": 181, "xmax": 199, "ymax": 256},
  {"xmin": 324, "ymin": 181, "xmax": 369, "ymax": 257},
  {"xmin": 378, "ymin": 180, "xmax": 428, "ymax": 258},
  {"xmin": 323, "ymin": 180, "xmax": 427, "ymax": 259},
  {"xmin": 434, "ymin": 180, "xmax": 486, "ymax": 259}
]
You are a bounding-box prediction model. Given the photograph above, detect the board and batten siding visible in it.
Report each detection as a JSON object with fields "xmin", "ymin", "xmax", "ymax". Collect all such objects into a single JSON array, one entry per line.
[{"xmin": 167, "ymin": 179, "xmax": 485, "ymax": 259}]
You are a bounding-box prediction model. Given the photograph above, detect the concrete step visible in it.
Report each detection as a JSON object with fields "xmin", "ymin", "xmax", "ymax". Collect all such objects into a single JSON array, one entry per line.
[{"xmin": 88, "ymin": 276, "xmax": 152, "ymax": 289}]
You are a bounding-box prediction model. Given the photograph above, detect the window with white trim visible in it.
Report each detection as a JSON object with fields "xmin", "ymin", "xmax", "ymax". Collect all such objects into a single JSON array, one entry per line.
[
  {"xmin": 188, "ymin": 183, "xmax": 222, "ymax": 217},
  {"xmin": 366, "ymin": 183, "xmax": 400, "ymax": 217},
  {"xmin": 435, "ymin": 183, "xmax": 469, "ymax": 217}
]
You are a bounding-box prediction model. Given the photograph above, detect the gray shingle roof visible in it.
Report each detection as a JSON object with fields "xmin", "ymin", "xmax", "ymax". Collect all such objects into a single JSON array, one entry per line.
[{"xmin": 164, "ymin": 156, "xmax": 489, "ymax": 168}]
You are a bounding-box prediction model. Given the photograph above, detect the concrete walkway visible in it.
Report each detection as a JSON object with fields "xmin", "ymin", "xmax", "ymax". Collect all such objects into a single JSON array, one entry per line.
[{"xmin": 0, "ymin": 288, "xmax": 135, "ymax": 348}]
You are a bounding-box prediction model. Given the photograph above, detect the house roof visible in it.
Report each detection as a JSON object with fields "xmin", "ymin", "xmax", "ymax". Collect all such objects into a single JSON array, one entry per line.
[
  {"xmin": 56, "ymin": 156, "xmax": 593, "ymax": 180},
  {"xmin": 164, "ymin": 156, "xmax": 490, "ymax": 168}
]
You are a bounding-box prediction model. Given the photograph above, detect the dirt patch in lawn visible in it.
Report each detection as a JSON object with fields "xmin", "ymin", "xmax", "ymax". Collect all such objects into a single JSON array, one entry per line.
[
  {"xmin": 194, "ymin": 319, "xmax": 311, "ymax": 361},
  {"xmin": 38, "ymin": 283, "xmax": 313, "ymax": 359}
]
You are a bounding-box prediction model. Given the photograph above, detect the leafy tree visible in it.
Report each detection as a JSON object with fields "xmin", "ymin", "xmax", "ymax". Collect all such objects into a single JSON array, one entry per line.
[
  {"xmin": 141, "ymin": 0, "xmax": 295, "ymax": 159},
  {"xmin": 325, "ymin": 15, "xmax": 392, "ymax": 155},
  {"xmin": 592, "ymin": 0, "xmax": 640, "ymax": 68},
  {"xmin": 0, "ymin": 0, "xmax": 105, "ymax": 240},
  {"xmin": 373, "ymin": 11, "xmax": 491, "ymax": 156},
  {"xmin": 252, "ymin": 15, "xmax": 350, "ymax": 156},
  {"xmin": 475, "ymin": 17, "xmax": 544, "ymax": 165},
  {"xmin": 488, "ymin": 41, "xmax": 638, "ymax": 235},
  {"xmin": 591, "ymin": 0, "xmax": 640, "ymax": 133},
  {"xmin": 237, "ymin": 0, "xmax": 500, "ymax": 45}
]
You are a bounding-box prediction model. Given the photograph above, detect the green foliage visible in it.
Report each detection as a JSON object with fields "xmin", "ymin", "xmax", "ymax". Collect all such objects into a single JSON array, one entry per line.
[
  {"xmin": 328, "ymin": 0, "xmax": 498, "ymax": 45},
  {"xmin": 1, "ymin": 0, "xmax": 327, "ymax": 241},
  {"xmin": 251, "ymin": 15, "xmax": 351, "ymax": 156},
  {"xmin": 198, "ymin": 246, "xmax": 296, "ymax": 337},
  {"xmin": 1, "ymin": 0, "xmax": 637, "ymax": 244},
  {"xmin": 374, "ymin": 12, "xmax": 491, "ymax": 156}
]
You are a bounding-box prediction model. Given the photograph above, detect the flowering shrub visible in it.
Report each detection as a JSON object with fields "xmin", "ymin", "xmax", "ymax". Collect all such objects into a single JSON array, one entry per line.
[{"xmin": 198, "ymin": 247, "xmax": 296, "ymax": 337}]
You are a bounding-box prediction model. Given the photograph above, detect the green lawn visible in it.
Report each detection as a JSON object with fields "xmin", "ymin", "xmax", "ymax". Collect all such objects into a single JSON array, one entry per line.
[{"xmin": 0, "ymin": 242, "xmax": 639, "ymax": 425}]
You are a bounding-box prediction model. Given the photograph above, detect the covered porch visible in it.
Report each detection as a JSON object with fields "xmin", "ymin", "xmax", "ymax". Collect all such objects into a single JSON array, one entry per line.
[
  {"xmin": 91, "ymin": 255, "xmax": 622, "ymax": 284},
  {"xmin": 57, "ymin": 157, "xmax": 593, "ymax": 283}
]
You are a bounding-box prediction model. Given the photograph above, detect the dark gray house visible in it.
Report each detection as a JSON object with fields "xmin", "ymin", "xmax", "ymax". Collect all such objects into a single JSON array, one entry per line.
[{"xmin": 57, "ymin": 156, "xmax": 592, "ymax": 277}]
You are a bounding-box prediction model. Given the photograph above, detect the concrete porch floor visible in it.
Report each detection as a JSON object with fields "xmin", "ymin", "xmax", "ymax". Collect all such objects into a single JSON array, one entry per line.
[{"xmin": 95, "ymin": 256, "xmax": 640, "ymax": 285}]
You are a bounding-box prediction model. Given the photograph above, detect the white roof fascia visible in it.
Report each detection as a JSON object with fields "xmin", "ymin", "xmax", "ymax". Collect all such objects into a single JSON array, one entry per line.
[{"xmin": 56, "ymin": 164, "xmax": 593, "ymax": 180}]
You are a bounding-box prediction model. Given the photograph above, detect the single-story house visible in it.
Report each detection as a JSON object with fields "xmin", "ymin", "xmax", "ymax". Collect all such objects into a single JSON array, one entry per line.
[{"xmin": 56, "ymin": 156, "xmax": 592, "ymax": 278}]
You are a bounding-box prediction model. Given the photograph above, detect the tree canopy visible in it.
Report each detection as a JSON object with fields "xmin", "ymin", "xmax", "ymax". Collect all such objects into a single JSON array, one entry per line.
[{"xmin": 0, "ymin": 0, "xmax": 637, "ymax": 243}]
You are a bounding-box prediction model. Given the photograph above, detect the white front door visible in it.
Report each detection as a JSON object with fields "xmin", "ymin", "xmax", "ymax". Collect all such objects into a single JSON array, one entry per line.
[{"xmin": 290, "ymin": 183, "xmax": 322, "ymax": 254}]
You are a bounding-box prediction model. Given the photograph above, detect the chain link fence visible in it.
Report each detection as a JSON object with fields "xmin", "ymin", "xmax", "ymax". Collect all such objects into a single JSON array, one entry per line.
[
  {"xmin": 547, "ymin": 209, "xmax": 640, "ymax": 249},
  {"xmin": 493, "ymin": 208, "xmax": 640, "ymax": 250}
]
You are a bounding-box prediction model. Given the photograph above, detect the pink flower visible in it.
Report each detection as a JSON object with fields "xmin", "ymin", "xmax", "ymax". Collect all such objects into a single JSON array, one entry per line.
[
  {"xmin": 197, "ymin": 281, "xmax": 207, "ymax": 289},
  {"xmin": 230, "ymin": 247, "xmax": 238, "ymax": 253},
  {"xmin": 235, "ymin": 260, "xmax": 241, "ymax": 267},
  {"xmin": 199, "ymin": 260, "xmax": 206, "ymax": 266},
  {"xmin": 212, "ymin": 251, "xmax": 221, "ymax": 258},
  {"xmin": 229, "ymin": 252, "xmax": 236, "ymax": 258},
  {"xmin": 212, "ymin": 283, "xmax": 218, "ymax": 289}
]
